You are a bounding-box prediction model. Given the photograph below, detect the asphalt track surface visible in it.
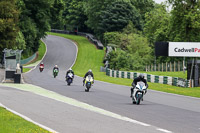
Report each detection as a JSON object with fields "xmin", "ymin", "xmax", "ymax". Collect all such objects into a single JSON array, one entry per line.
[{"xmin": 1, "ymin": 35, "xmax": 200, "ymax": 133}]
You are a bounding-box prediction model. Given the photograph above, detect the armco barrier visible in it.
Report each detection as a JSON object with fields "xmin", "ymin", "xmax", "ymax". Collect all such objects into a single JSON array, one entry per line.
[
  {"xmin": 51, "ymin": 29, "xmax": 104, "ymax": 50},
  {"xmin": 105, "ymin": 68, "xmax": 189, "ymax": 87},
  {"xmin": 20, "ymin": 53, "xmax": 37, "ymax": 65}
]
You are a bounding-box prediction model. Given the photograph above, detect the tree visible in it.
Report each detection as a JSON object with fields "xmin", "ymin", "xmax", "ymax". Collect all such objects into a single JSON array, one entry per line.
[
  {"xmin": 63, "ymin": 0, "xmax": 88, "ymax": 32},
  {"xmin": 168, "ymin": 0, "xmax": 200, "ymax": 42},
  {"xmin": 17, "ymin": 0, "xmax": 52, "ymax": 55},
  {"xmin": 50, "ymin": 0, "xmax": 64, "ymax": 29},
  {"xmin": 0, "ymin": 0, "xmax": 19, "ymax": 51},
  {"xmin": 98, "ymin": 1, "xmax": 142, "ymax": 36},
  {"xmin": 130, "ymin": 0, "xmax": 155, "ymax": 21},
  {"xmin": 105, "ymin": 23, "xmax": 153, "ymax": 71},
  {"xmin": 144, "ymin": 4, "xmax": 170, "ymax": 47},
  {"xmin": 83, "ymin": 0, "xmax": 113, "ymax": 34}
]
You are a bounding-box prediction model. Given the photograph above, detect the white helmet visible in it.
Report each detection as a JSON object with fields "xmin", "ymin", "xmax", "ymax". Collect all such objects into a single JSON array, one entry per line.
[
  {"xmin": 55, "ymin": 65, "xmax": 58, "ymax": 67},
  {"xmin": 88, "ymin": 69, "xmax": 92, "ymax": 72},
  {"xmin": 69, "ymin": 68, "xmax": 72, "ymax": 71}
]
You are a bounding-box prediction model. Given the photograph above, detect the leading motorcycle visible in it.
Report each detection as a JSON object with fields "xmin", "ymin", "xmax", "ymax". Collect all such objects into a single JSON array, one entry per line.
[{"xmin": 132, "ymin": 81, "xmax": 147, "ymax": 105}]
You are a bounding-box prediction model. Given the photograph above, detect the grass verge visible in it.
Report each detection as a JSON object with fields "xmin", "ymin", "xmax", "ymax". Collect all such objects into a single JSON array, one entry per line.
[
  {"xmin": 48, "ymin": 32, "xmax": 200, "ymax": 98},
  {"xmin": 23, "ymin": 68, "xmax": 31, "ymax": 73},
  {"xmin": 0, "ymin": 107, "xmax": 50, "ymax": 133}
]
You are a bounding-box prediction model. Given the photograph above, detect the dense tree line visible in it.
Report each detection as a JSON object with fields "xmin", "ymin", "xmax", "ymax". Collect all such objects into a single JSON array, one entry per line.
[{"xmin": 0, "ymin": 0, "xmax": 200, "ymax": 70}]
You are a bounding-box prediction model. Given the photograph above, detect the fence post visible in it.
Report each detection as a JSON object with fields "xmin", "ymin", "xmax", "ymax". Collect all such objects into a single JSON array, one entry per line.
[
  {"xmin": 178, "ymin": 61, "xmax": 180, "ymax": 71},
  {"xmin": 174, "ymin": 61, "xmax": 175, "ymax": 72},
  {"xmin": 166, "ymin": 62, "xmax": 167, "ymax": 72},
  {"xmin": 162, "ymin": 63, "xmax": 163, "ymax": 72},
  {"xmin": 170, "ymin": 62, "xmax": 172, "ymax": 72}
]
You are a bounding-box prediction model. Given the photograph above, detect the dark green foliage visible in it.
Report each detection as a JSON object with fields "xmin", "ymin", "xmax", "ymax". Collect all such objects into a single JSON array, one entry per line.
[
  {"xmin": 98, "ymin": 1, "xmax": 142, "ymax": 36},
  {"xmin": 17, "ymin": 0, "xmax": 52, "ymax": 55},
  {"xmin": 144, "ymin": 4, "xmax": 170, "ymax": 48},
  {"xmin": 130, "ymin": 0, "xmax": 155, "ymax": 21},
  {"xmin": 63, "ymin": 0, "xmax": 88, "ymax": 32},
  {"xmin": 0, "ymin": 0, "xmax": 19, "ymax": 51},
  {"xmin": 50, "ymin": 0, "xmax": 64, "ymax": 29},
  {"xmin": 83, "ymin": 0, "xmax": 113, "ymax": 34},
  {"xmin": 168, "ymin": 0, "xmax": 200, "ymax": 42}
]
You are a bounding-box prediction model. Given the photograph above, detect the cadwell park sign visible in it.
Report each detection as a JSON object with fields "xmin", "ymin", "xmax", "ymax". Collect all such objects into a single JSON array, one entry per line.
[
  {"xmin": 155, "ymin": 42, "xmax": 200, "ymax": 87},
  {"xmin": 169, "ymin": 42, "xmax": 200, "ymax": 57}
]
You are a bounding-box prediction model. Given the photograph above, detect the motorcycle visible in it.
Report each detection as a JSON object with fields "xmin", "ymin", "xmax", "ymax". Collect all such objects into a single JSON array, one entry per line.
[
  {"xmin": 85, "ymin": 75, "xmax": 93, "ymax": 92},
  {"xmin": 66, "ymin": 73, "xmax": 73, "ymax": 85},
  {"xmin": 53, "ymin": 69, "xmax": 59, "ymax": 78},
  {"xmin": 132, "ymin": 81, "xmax": 147, "ymax": 105},
  {"xmin": 39, "ymin": 66, "xmax": 44, "ymax": 72}
]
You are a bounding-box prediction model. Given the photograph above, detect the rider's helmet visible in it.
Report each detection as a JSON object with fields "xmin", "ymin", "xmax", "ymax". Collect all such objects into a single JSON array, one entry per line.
[
  {"xmin": 139, "ymin": 73, "xmax": 144, "ymax": 79},
  {"xmin": 55, "ymin": 65, "xmax": 58, "ymax": 67},
  {"xmin": 88, "ymin": 69, "xmax": 92, "ymax": 72},
  {"xmin": 41, "ymin": 62, "xmax": 43, "ymax": 64},
  {"xmin": 69, "ymin": 68, "xmax": 72, "ymax": 71}
]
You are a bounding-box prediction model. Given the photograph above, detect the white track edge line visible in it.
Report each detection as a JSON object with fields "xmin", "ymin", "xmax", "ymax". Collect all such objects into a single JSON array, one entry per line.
[
  {"xmin": 0, "ymin": 103, "xmax": 58, "ymax": 133},
  {"xmin": 157, "ymin": 128, "xmax": 172, "ymax": 133}
]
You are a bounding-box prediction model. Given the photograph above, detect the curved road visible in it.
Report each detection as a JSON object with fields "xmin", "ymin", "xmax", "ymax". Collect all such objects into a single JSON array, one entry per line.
[{"xmin": 1, "ymin": 35, "xmax": 200, "ymax": 133}]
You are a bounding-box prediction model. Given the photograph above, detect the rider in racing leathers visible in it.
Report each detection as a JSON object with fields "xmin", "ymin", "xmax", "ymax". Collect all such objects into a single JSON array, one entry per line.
[
  {"xmin": 83, "ymin": 69, "xmax": 94, "ymax": 86},
  {"xmin": 130, "ymin": 73, "xmax": 148, "ymax": 97}
]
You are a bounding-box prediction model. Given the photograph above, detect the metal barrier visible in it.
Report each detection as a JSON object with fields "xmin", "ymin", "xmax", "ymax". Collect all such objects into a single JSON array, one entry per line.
[
  {"xmin": 51, "ymin": 29, "xmax": 104, "ymax": 50},
  {"xmin": 105, "ymin": 68, "xmax": 190, "ymax": 88},
  {"xmin": 20, "ymin": 53, "xmax": 37, "ymax": 65}
]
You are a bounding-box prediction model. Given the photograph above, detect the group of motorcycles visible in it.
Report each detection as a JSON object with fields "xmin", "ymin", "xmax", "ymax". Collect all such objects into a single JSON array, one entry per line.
[{"xmin": 39, "ymin": 65, "xmax": 94, "ymax": 92}]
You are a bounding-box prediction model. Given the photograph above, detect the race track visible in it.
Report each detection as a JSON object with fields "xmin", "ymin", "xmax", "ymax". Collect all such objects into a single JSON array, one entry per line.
[{"xmin": 1, "ymin": 35, "xmax": 200, "ymax": 133}]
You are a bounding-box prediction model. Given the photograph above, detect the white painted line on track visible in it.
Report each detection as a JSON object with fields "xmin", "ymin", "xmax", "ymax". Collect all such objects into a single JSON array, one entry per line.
[
  {"xmin": 157, "ymin": 128, "xmax": 172, "ymax": 133},
  {"xmin": 0, "ymin": 102, "xmax": 58, "ymax": 133},
  {"xmin": 0, "ymin": 84, "xmax": 151, "ymax": 128},
  {"xmin": 67, "ymin": 38, "xmax": 78, "ymax": 69}
]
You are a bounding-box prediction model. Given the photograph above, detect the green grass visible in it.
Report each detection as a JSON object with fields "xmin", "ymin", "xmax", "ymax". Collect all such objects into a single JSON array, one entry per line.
[
  {"xmin": 23, "ymin": 68, "xmax": 31, "ymax": 73},
  {"xmin": 48, "ymin": 32, "xmax": 200, "ymax": 98},
  {"xmin": 36, "ymin": 40, "xmax": 46, "ymax": 62},
  {"xmin": 48, "ymin": 32, "xmax": 105, "ymax": 77},
  {"xmin": 0, "ymin": 107, "xmax": 50, "ymax": 133}
]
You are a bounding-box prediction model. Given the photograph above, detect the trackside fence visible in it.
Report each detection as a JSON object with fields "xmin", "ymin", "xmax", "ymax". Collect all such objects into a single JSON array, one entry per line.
[
  {"xmin": 146, "ymin": 61, "xmax": 186, "ymax": 72},
  {"xmin": 105, "ymin": 68, "xmax": 191, "ymax": 88},
  {"xmin": 20, "ymin": 53, "xmax": 37, "ymax": 65},
  {"xmin": 51, "ymin": 29, "xmax": 104, "ymax": 50}
]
